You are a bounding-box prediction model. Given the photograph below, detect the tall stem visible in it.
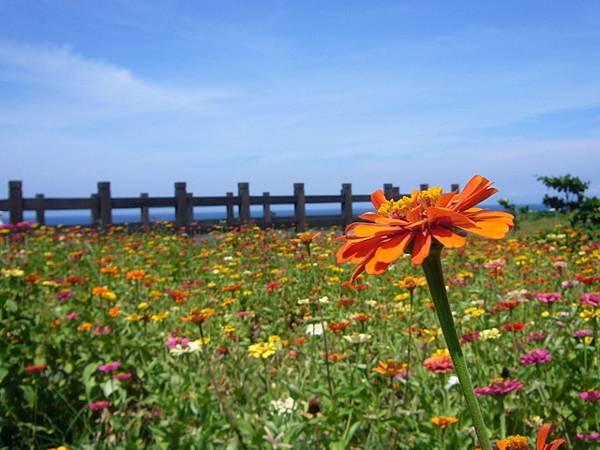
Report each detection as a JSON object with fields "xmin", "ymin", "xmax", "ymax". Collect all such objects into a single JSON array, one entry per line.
[
  {"xmin": 421, "ymin": 247, "xmax": 491, "ymax": 450},
  {"xmin": 403, "ymin": 289, "xmax": 414, "ymax": 403}
]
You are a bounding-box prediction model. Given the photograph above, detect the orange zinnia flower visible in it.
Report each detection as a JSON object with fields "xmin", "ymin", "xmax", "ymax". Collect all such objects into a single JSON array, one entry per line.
[
  {"xmin": 431, "ymin": 415, "xmax": 459, "ymax": 429},
  {"xmin": 336, "ymin": 175, "xmax": 513, "ymax": 280}
]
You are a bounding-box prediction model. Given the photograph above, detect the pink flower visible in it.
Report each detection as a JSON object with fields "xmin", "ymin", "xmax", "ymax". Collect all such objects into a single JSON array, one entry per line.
[
  {"xmin": 475, "ymin": 379, "xmax": 524, "ymax": 396},
  {"xmin": 576, "ymin": 432, "xmax": 600, "ymax": 441},
  {"xmin": 572, "ymin": 329, "xmax": 593, "ymax": 338},
  {"xmin": 98, "ymin": 361, "xmax": 122, "ymax": 373},
  {"xmin": 66, "ymin": 312, "xmax": 79, "ymax": 320},
  {"xmin": 460, "ymin": 331, "xmax": 481, "ymax": 343},
  {"xmin": 520, "ymin": 348, "xmax": 552, "ymax": 366},
  {"xmin": 112, "ymin": 372, "xmax": 132, "ymax": 381},
  {"xmin": 536, "ymin": 292, "xmax": 561, "ymax": 303},
  {"xmin": 578, "ymin": 390, "xmax": 600, "ymax": 402},
  {"xmin": 89, "ymin": 400, "xmax": 110, "ymax": 411},
  {"xmin": 526, "ymin": 332, "xmax": 547, "ymax": 342},
  {"xmin": 165, "ymin": 336, "xmax": 191, "ymax": 349},
  {"xmin": 423, "ymin": 356, "xmax": 453, "ymax": 374},
  {"xmin": 580, "ymin": 293, "xmax": 600, "ymax": 307}
]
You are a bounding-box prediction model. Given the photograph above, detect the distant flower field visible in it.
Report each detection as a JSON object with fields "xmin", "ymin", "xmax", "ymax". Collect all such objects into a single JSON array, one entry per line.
[{"xmin": 0, "ymin": 222, "xmax": 598, "ymax": 449}]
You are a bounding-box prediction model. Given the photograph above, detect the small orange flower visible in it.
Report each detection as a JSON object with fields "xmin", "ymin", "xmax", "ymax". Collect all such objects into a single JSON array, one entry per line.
[
  {"xmin": 126, "ymin": 270, "xmax": 146, "ymax": 281},
  {"xmin": 108, "ymin": 307, "xmax": 121, "ymax": 318},
  {"xmin": 77, "ymin": 322, "xmax": 93, "ymax": 332},
  {"xmin": 372, "ymin": 359, "xmax": 407, "ymax": 377},
  {"xmin": 431, "ymin": 416, "xmax": 459, "ymax": 429},
  {"xmin": 395, "ymin": 275, "xmax": 426, "ymax": 290},
  {"xmin": 180, "ymin": 308, "xmax": 215, "ymax": 324},
  {"xmin": 336, "ymin": 175, "xmax": 514, "ymax": 280}
]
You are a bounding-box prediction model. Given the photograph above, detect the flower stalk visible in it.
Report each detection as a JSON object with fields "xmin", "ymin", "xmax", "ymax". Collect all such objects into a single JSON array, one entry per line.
[{"xmin": 421, "ymin": 246, "xmax": 491, "ymax": 450}]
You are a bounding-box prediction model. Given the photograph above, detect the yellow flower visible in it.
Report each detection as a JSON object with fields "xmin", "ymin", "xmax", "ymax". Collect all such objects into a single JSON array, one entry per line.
[
  {"xmin": 2, "ymin": 268, "xmax": 25, "ymax": 277},
  {"xmin": 480, "ymin": 328, "xmax": 501, "ymax": 340},
  {"xmin": 394, "ymin": 293, "xmax": 410, "ymax": 301},
  {"xmin": 150, "ymin": 312, "xmax": 170, "ymax": 321},
  {"xmin": 248, "ymin": 341, "xmax": 277, "ymax": 359},
  {"xmin": 222, "ymin": 325, "xmax": 237, "ymax": 333},
  {"xmin": 137, "ymin": 302, "xmax": 150, "ymax": 310},
  {"xmin": 464, "ymin": 307, "xmax": 485, "ymax": 317}
]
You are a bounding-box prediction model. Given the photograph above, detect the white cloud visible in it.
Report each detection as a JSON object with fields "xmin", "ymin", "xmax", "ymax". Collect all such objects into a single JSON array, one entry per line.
[{"xmin": 0, "ymin": 41, "xmax": 234, "ymax": 127}]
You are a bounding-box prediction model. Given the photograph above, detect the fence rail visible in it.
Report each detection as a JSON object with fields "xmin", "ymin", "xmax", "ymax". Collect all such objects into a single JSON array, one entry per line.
[{"xmin": 0, "ymin": 180, "xmax": 460, "ymax": 231}]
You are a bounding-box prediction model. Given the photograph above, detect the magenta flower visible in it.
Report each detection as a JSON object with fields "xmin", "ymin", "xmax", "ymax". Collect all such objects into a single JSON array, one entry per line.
[
  {"xmin": 580, "ymin": 293, "xmax": 600, "ymax": 307},
  {"xmin": 520, "ymin": 348, "xmax": 552, "ymax": 366},
  {"xmin": 98, "ymin": 361, "xmax": 122, "ymax": 373},
  {"xmin": 165, "ymin": 336, "xmax": 191, "ymax": 349},
  {"xmin": 560, "ymin": 280, "xmax": 579, "ymax": 288},
  {"xmin": 526, "ymin": 332, "xmax": 547, "ymax": 342},
  {"xmin": 460, "ymin": 331, "xmax": 481, "ymax": 343},
  {"xmin": 572, "ymin": 329, "xmax": 593, "ymax": 338},
  {"xmin": 578, "ymin": 390, "xmax": 600, "ymax": 402},
  {"xmin": 66, "ymin": 312, "xmax": 79, "ymax": 320},
  {"xmin": 474, "ymin": 379, "xmax": 524, "ymax": 396},
  {"xmin": 576, "ymin": 432, "xmax": 600, "ymax": 441},
  {"xmin": 56, "ymin": 290, "xmax": 75, "ymax": 301},
  {"xmin": 89, "ymin": 400, "xmax": 110, "ymax": 411},
  {"xmin": 112, "ymin": 372, "xmax": 133, "ymax": 381},
  {"xmin": 536, "ymin": 292, "xmax": 561, "ymax": 303}
]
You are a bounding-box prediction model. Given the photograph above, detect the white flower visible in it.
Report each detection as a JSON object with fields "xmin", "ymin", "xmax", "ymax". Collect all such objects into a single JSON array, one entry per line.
[
  {"xmin": 306, "ymin": 323, "xmax": 326, "ymax": 336},
  {"xmin": 365, "ymin": 300, "xmax": 377, "ymax": 307},
  {"xmin": 297, "ymin": 298, "xmax": 310, "ymax": 305},
  {"xmin": 169, "ymin": 339, "xmax": 204, "ymax": 355},
  {"xmin": 270, "ymin": 397, "xmax": 296, "ymax": 415},
  {"xmin": 446, "ymin": 375, "xmax": 460, "ymax": 389},
  {"xmin": 343, "ymin": 333, "xmax": 372, "ymax": 344},
  {"xmin": 318, "ymin": 296, "xmax": 330, "ymax": 304}
]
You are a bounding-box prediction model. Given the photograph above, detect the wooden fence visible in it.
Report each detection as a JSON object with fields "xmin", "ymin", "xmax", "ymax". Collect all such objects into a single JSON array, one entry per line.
[{"xmin": 0, "ymin": 181, "xmax": 459, "ymax": 231}]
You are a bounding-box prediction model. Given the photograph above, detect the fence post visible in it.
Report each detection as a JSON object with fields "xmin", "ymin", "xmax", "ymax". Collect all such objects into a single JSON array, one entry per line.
[
  {"xmin": 8, "ymin": 180, "xmax": 23, "ymax": 224},
  {"xmin": 391, "ymin": 186, "xmax": 400, "ymax": 200},
  {"xmin": 341, "ymin": 183, "xmax": 353, "ymax": 227},
  {"xmin": 420, "ymin": 183, "xmax": 429, "ymax": 191},
  {"xmin": 90, "ymin": 194, "xmax": 99, "ymax": 226},
  {"xmin": 238, "ymin": 183, "xmax": 250, "ymax": 223},
  {"xmin": 451, "ymin": 183, "xmax": 460, "ymax": 193},
  {"xmin": 383, "ymin": 183, "xmax": 393, "ymax": 199},
  {"xmin": 187, "ymin": 193, "xmax": 194, "ymax": 224},
  {"xmin": 294, "ymin": 183, "xmax": 306, "ymax": 232},
  {"xmin": 140, "ymin": 193, "xmax": 149, "ymax": 226},
  {"xmin": 262, "ymin": 192, "xmax": 272, "ymax": 227},
  {"xmin": 35, "ymin": 194, "xmax": 45, "ymax": 225},
  {"xmin": 226, "ymin": 192, "xmax": 234, "ymax": 227},
  {"xmin": 174, "ymin": 182, "xmax": 189, "ymax": 228},
  {"xmin": 97, "ymin": 182, "xmax": 112, "ymax": 228}
]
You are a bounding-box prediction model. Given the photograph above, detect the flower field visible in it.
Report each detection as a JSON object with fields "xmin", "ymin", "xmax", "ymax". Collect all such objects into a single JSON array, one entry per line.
[{"xmin": 1, "ymin": 222, "xmax": 598, "ymax": 449}]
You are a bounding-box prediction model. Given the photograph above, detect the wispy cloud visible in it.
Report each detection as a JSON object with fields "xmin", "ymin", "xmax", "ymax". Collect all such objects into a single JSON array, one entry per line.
[{"xmin": 0, "ymin": 41, "xmax": 234, "ymax": 128}]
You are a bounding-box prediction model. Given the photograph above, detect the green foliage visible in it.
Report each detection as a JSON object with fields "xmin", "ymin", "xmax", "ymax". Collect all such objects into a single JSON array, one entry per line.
[
  {"xmin": 536, "ymin": 174, "xmax": 590, "ymax": 213},
  {"xmin": 536, "ymin": 174, "xmax": 598, "ymax": 226}
]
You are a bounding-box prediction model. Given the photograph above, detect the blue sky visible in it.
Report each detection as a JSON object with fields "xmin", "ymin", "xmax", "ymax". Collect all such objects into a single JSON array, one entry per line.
[{"xmin": 1, "ymin": 0, "xmax": 599, "ymax": 203}]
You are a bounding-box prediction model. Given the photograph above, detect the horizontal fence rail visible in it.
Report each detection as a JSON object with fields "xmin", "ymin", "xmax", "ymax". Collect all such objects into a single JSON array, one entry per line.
[{"xmin": 0, "ymin": 180, "xmax": 460, "ymax": 232}]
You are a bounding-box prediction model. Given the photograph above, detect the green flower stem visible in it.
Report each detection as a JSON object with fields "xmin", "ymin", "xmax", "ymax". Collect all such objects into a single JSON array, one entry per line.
[{"xmin": 422, "ymin": 246, "xmax": 492, "ymax": 450}]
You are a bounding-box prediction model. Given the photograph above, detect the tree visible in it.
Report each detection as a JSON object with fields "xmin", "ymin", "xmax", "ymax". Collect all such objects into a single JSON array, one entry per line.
[{"xmin": 536, "ymin": 174, "xmax": 590, "ymax": 213}]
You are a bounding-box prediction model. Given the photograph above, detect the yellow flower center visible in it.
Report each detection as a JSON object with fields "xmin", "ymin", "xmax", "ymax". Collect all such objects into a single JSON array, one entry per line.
[
  {"xmin": 377, "ymin": 187, "xmax": 443, "ymax": 218},
  {"xmin": 503, "ymin": 435, "xmax": 529, "ymax": 450}
]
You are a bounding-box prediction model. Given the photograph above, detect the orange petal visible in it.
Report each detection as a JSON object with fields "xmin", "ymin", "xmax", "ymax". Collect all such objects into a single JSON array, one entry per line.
[
  {"xmin": 336, "ymin": 236, "xmax": 382, "ymax": 263},
  {"xmin": 427, "ymin": 207, "xmax": 477, "ymax": 228},
  {"xmin": 365, "ymin": 256, "xmax": 390, "ymax": 275},
  {"xmin": 346, "ymin": 222, "xmax": 403, "ymax": 239},
  {"xmin": 411, "ymin": 231, "xmax": 431, "ymax": 265},
  {"xmin": 350, "ymin": 249, "xmax": 377, "ymax": 281},
  {"xmin": 374, "ymin": 233, "xmax": 414, "ymax": 263},
  {"xmin": 431, "ymin": 227, "xmax": 466, "ymax": 248},
  {"xmin": 371, "ymin": 189, "xmax": 387, "ymax": 209},
  {"xmin": 537, "ymin": 424, "xmax": 551, "ymax": 450},
  {"xmin": 451, "ymin": 175, "xmax": 498, "ymax": 211}
]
